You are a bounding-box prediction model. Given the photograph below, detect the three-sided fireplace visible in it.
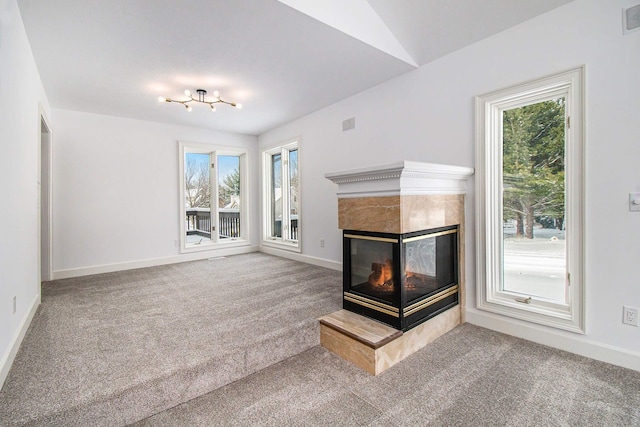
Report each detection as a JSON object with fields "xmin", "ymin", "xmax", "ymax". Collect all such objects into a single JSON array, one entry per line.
[{"xmin": 343, "ymin": 225, "xmax": 459, "ymax": 331}]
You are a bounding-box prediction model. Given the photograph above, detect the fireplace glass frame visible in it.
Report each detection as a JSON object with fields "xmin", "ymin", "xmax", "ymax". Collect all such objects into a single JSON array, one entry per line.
[{"xmin": 343, "ymin": 225, "xmax": 459, "ymax": 331}]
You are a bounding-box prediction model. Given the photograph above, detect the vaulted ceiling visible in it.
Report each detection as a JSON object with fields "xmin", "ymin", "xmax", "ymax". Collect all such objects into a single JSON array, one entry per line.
[{"xmin": 18, "ymin": 0, "xmax": 574, "ymax": 135}]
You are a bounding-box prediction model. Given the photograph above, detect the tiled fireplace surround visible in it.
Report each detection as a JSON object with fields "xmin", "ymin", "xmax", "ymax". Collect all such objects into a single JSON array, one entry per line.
[{"xmin": 322, "ymin": 161, "xmax": 474, "ymax": 375}]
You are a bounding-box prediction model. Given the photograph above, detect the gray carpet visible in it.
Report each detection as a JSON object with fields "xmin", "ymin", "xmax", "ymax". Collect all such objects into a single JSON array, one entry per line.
[
  {"xmin": 135, "ymin": 324, "xmax": 640, "ymax": 427},
  {"xmin": 2, "ymin": 253, "xmax": 639, "ymax": 426},
  {"xmin": 0, "ymin": 253, "xmax": 342, "ymax": 426}
]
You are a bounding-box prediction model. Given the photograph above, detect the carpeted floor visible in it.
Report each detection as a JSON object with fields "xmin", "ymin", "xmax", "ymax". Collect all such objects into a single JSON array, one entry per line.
[
  {"xmin": 135, "ymin": 323, "xmax": 640, "ymax": 427},
  {"xmin": 1, "ymin": 253, "xmax": 639, "ymax": 426},
  {"xmin": 0, "ymin": 253, "xmax": 342, "ymax": 426}
]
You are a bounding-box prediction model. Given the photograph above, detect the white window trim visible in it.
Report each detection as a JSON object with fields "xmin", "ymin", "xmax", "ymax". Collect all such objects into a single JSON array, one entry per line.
[
  {"xmin": 475, "ymin": 67, "xmax": 585, "ymax": 333},
  {"xmin": 261, "ymin": 138, "xmax": 301, "ymax": 252},
  {"xmin": 178, "ymin": 141, "xmax": 250, "ymax": 254}
]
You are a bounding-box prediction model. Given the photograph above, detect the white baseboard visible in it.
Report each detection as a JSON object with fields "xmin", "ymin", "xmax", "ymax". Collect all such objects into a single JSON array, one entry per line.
[
  {"xmin": 52, "ymin": 245, "xmax": 259, "ymax": 280},
  {"xmin": 51, "ymin": 245, "xmax": 339, "ymax": 280},
  {"xmin": 259, "ymin": 245, "xmax": 342, "ymax": 271},
  {"xmin": 0, "ymin": 293, "xmax": 40, "ymax": 390},
  {"xmin": 466, "ymin": 308, "xmax": 640, "ymax": 372}
]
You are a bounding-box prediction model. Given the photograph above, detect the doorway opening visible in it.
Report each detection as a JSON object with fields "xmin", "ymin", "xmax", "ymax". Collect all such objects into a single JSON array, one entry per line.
[{"xmin": 39, "ymin": 115, "xmax": 52, "ymax": 283}]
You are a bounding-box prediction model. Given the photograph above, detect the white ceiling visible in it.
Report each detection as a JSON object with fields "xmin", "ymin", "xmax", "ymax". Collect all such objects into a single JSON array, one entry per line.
[{"xmin": 17, "ymin": 0, "xmax": 574, "ymax": 136}]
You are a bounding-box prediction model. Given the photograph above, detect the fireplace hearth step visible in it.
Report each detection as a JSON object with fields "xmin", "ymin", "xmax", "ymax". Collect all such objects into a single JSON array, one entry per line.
[
  {"xmin": 319, "ymin": 307, "xmax": 460, "ymax": 375},
  {"xmin": 319, "ymin": 309, "xmax": 403, "ymax": 349}
]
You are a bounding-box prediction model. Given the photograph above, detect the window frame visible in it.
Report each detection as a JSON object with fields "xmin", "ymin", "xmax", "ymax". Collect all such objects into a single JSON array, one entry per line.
[
  {"xmin": 178, "ymin": 141, "xmax": 249, "ymax": 254},
  {"xmin": 475, "ymin": 67, "xmax": 585, "ymax": 333},
  {"xmin": 261, "ymin": 139, "xmax": 301, "ymax": 252}
]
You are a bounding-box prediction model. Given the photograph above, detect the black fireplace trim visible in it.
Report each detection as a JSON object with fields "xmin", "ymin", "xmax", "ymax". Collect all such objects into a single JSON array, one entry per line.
[{"xmin": 343, "ymin": 225, "xmax": 459, "ymax": 331}]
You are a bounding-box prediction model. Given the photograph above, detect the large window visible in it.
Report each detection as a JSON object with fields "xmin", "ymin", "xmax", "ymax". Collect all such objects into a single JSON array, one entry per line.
[
  {"xmin": 475, "ymin": 68, "xmax": 584, "ymax": 332},
  {"xmin": 179, "ymin": 141, "xmax": 248, "ymax": 252},
  {"xmin": 262, "ymin": 140, "xmax": 300, "ymax": 250}
]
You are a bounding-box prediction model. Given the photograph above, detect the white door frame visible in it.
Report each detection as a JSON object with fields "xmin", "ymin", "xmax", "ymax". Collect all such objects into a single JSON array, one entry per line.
[{"xmin": 38, "ymin": 106, "xmax": 52, "ymax": 284}]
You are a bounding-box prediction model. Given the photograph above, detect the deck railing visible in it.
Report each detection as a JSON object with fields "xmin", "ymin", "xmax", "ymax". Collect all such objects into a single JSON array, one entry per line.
[
  {"xmin": 219, "ymin": 209, "xmax": 240, "ymax": 238},
  {"xmin": 186, "ymin": 208, "xmax": 298, "ymax": 240},
  {"xmin": 186, "ymin": 208, "xmax": 240, "ymax": 239},
  {"xmin": 186, "ymin": 209, "xmax": 299, "ymax": 241},
  {"xmin": 273, "ymin": 216, "xmax": 299, "ymax": 240}
]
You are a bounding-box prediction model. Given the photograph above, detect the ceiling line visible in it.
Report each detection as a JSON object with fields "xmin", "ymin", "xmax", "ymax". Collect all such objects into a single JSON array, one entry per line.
[{"xmin": 277, "ymin": 0, "xmax": 418, "ymax": 67}]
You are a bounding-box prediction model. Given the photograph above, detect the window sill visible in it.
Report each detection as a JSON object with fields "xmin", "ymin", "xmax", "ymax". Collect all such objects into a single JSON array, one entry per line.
[{"xmin": 478, "ymin": 295, "xmax": 584, "ymax": 334}]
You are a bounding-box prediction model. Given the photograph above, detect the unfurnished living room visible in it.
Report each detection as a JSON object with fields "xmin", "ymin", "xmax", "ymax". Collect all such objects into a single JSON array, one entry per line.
[{"xmin": 1, "ymin": 0, "xmax": 639, "ymax": 425}]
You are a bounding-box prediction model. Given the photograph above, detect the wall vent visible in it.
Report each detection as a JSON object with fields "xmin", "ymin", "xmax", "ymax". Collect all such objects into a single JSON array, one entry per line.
[
  {"xmin": 342, "ymin": 117, "xmax": 355, "ymax": 132},
  {"xmin": 623, "ymin": 4, "xmax": 640, "ymax": 34}
]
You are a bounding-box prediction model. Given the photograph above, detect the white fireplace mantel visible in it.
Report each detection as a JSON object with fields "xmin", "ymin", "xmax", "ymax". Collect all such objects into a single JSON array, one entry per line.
[{"xmin": 325, "ymin": 161, "xmax": 474, "ymax": 198}]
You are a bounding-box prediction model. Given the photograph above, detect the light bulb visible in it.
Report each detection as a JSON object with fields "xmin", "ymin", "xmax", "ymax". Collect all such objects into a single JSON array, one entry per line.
[
  {"xmin": 158, "ymin": 96, "xmax": 166, "ymax": 103},
  {"xmin": 211, "ymin": 105, "xmax": 216, "ymax": 112},
  {"xmin": 235, "ymin": 103, "xmax": 242, "ymax": 109},
  {"xmin": 186, "ymin": 105, "xmax": 192, "ymax": 112},
  {"xmin": 184, "ymin": 89, "xmax": 191, "ymax": 97},
  {"xmin": 213, "ymin": 90, "xmax": 220, "ymax": 98}
]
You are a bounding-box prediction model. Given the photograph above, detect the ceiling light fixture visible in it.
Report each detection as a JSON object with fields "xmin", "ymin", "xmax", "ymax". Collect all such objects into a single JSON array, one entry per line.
[{"xmin": 158, "ymin": 89, "xmax": 242, "ymax": 112}]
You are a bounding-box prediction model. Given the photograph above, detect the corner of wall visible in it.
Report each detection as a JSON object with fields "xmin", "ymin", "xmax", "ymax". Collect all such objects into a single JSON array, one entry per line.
[{"xmin": 259, "ymin": 245, "xmax": 342, "ymax": 271}]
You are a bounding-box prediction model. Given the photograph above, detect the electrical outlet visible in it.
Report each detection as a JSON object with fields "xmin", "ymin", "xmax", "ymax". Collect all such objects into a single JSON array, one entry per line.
[
  {"xmin": 174, "ymin": 239, "xmax": 180, "ymax": 247},
  {"xmin": 12, "ymin": 296, "xmax": 16, "ymax": 314},
  {"xmin": 629, "ymin": 193, "xmax": 640, "ymax": 212},
  {"xmin": 623, "ymin": 306, "xmax": 639, "ymax": 326},
  {"xmin": 320, "ymin": 238, "xmax": 325, "ymax": 248}
]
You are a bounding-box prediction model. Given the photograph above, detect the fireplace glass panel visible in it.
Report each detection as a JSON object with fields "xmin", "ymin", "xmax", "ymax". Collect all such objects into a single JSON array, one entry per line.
[
  {"xmin": 404, "ymin": 231, "xmax": 456, "ymax": 303},
  {"xmin": 349, "ymin": 239, "xmax": 395, "ymax": 304}
]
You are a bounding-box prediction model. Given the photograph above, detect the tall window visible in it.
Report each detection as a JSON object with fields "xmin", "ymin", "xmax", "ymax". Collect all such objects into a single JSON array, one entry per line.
[
  {"xmin": 475, "ymin": 68, "xmax": 584, "ymax": 332},
  {"xmin": 179, "ymin": 141, "xmax": 248, "ymax": 252},
  {"xmin": 262, "ymin": 140, "xmax": 300, "ymax": 250}
]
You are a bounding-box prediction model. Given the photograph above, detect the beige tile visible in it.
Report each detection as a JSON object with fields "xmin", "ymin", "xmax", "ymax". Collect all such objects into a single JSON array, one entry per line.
[
  {"xmin": 318, "ymin": 310, "xmax": 401, "ymax": 348},
  {"xmin": 444, "ymin": 195, "xmax": 465, "ymax": 226},
  {"xmin": 338, "ymin": 196, "xmax": 401, "ymax": 233},
  {"xmin": 375, "ymin": 307, "xmax": 460, "ymax": 374},
  {"xmin": 319, "ymin": 308, "xmax": 461, "ymax": 376},
  {"xmin": 320, "ymin": 324, "xmax": 376, "ymax": 375},
  {"xmin": 401, "ymin": 196, "xmax": 445, "ymax": 233},
  {"xmin": 400, "ymin": 195, "xmax": 465, "ymax": 233},
  {"xmin": 457, "ymin": 220, "xmax": 466, "ymax": 323},
  {"xmin": 338, "ymin": 194, "xmax": 465, "ymax": 234}
]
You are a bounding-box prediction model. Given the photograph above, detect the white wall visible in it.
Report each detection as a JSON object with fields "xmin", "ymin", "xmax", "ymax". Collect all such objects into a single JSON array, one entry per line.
[
  {"xmin": 0, "ymin": 0, "xmax": 51, "ymax": 387},
  {"xmin": 51, "ymin": 109, "xmax": 258, "ymax": 277},
  {"xmin": 259, "ymin": 0, "xmax": 640, "ymax": 367}
]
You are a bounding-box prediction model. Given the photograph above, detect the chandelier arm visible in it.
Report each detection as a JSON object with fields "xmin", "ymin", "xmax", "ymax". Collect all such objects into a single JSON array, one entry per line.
[
  {"xmin": 217, "ymin": 99, "xmax": 237, "ymax": 107},
  {"xmin": 164, "ymin": 99, "xmax": 187, "ymax": 105}
]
